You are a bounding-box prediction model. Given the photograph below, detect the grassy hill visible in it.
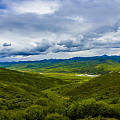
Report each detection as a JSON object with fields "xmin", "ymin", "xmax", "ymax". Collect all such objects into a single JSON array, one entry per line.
[
  {"xmin": 63, "ymin": 72, "xmax": 120, "ymax": 100},
  {"xmin": 63, "ymin": 72, "xmax": 120, "ymax": 120},
  {"xmin": 0, "ymin": 68, "xmax": 92, "ymax": 120},
  {"xmin": 0, "ymin": 55, "xmax": 120, "ymax": 74},
  {"xmin": 0, "ymin": 68, "xmax": 120, "ymax": 119}
]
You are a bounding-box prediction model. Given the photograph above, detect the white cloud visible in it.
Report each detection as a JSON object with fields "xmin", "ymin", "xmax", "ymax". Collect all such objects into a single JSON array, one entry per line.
[
  {"xmin": 7, "ymin": 0, "xmax": 60, "ymax": 15},
  {"xmin": 0, "ymin": 0, "xmax": 120, "ymax": 61},
  {"xmin": 66, "ymin": 16, "xmax": 85, "ymax": 23},
  {"xmin": 95, "ymin": 27, "xmax": 120, "ymax": 44}
]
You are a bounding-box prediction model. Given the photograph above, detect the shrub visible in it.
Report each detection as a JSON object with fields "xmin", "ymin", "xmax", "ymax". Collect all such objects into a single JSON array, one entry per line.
[
  {"xmin": 108, "ymin": 98, "xmax": 120, "ymax": 104},
  {"xmin": 45, "ymin": 113, "xmax": 69, "ymax": 120},
  {"xmin": 77, "ymin": 118, "xmax": 118, "ymax": 120},
  {"xmin": 0, "ymin": 110, "xmax": 26, "ymax": 120},
  {"xmin": 67, "ymin": 98, "xmax": 120, "ymax": 120},
  {"xmin": 25, "ymin": 105, "xmax": 47, "ymax": 120},
  {"xmin": 35, "ymin": 98, "xmax": 49, "ymax": 106}
]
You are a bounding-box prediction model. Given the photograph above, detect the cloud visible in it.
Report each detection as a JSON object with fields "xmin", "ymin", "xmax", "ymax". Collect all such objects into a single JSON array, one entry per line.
[
  {"xmin": 10, "ymin": 0, "xmax": 59, "ymax": 15},
  {"xmin": 94, "ymin": 27, "xmax": 120, "ymax": 48},
  {"xmin": 0, "ymin": 0, "xmax": 120, "ymax": 61},
  {"xmin": 3, "ymin": 42, "xmax": 11, "ymax": 47},
  {"xmin": 1, "ymin": 0, "xmax": 60, "ymax": 14}
]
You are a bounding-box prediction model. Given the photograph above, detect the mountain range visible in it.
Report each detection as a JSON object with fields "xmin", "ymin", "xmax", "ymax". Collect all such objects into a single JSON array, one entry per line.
[{"xmin": 0, "ymin": 55, "xmax": 120, "ymax": 74}]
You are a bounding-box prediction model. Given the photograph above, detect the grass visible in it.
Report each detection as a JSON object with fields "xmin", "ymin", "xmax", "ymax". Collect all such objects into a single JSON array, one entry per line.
[
  {"xmin": 1, "ymin": 57, "xmax": 120, "ymax": 74},
  {"xmin": 64, "ymin": 72, "xmax": 120, "ymax": 100},
  {"xmin": 0, "ymin": 68, "xmax": 120, "ymax": 119}
]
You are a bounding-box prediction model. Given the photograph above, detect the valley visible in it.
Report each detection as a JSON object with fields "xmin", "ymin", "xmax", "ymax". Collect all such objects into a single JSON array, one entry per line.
[
  {"xmin": 1, "ymin": 55, "xmax": 120, "ymax": 75},
  {"xmin": 0, "ymin": 0, "xmax": 120, "ymax": 119},
  {"xmin": 0, "ymin": 66, "xmax": 120, "ymax": 120},
  {"xmin": 0, "ymin": 55, "xmax": 120, "ymax": 120}
]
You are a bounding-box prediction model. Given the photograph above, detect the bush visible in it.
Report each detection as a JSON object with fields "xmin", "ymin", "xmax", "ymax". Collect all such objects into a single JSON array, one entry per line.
[
  {"xmin": 0, "ymin": 110, "xmax": 26, "ymax": 120},
  {"xmin": 67, "ymin": 98, "xmax": 120, "ymax": 120},
  {"xmin": 25, "ymin": 105, "xmax": 47, "ymax": 120},
  {"xmin": 77, "ymin": 118, "xmax": 118, "ymax": 120},
  {"xmin": 45, "ymin": 113, "xmax": 69, "ymax": 120},
  {"xmin": 35, "ymin": 98, "xmax": 49, "ymax": 106},
  {"xmin": 108, "ymin": 98, "xmax": 120, "ymax": 104}
]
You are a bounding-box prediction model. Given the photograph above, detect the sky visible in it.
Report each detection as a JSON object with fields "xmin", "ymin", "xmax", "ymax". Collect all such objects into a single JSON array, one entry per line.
[{"xmin": 0, "ymin": 0, "xmax": 120, "ymax": 61}]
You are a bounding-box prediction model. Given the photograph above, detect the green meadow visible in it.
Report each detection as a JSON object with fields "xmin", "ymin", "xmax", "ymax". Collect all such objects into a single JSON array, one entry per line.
[
  {"xmin": 0, "ymin": 67, "xmax": 120, "ymax": 120},
  {"xmin": 1, "ymin": 56, "xmax": 120, "ymax": 74}
]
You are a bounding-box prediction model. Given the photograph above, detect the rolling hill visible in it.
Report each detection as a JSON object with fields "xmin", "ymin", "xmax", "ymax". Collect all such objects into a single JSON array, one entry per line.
[
  {"xmin": 0, "ymin": 68, "xmax": 120, "ymax": 119},
  {"xmin": 64, "ymin": 72, "xmax": 120, "ymax": 100},
  {"xmin": 0, "ymin": 68, "xmax": 92, "ymax": 120},
  {"xmin": 0, "ymin": 55, "xmax": 120, "ymax": 74},
  {"xmin": 62, "ymin": 72, "xmax": 120, "ymax": 120}
]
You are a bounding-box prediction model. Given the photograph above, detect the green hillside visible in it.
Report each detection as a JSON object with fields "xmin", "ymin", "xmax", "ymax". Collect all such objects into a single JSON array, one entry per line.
[
  {"xmin": 0, "ymin": 68, "xmax": 91, "ymax": 120},
  {"xmin": 0, "ymin": 68, "xmax": 120, "ymax": 119},
  {"xmin": 64, "ymin": 72, "xmax": 120, "ymax": 99},
  {"xmin": 63, "ymin": 72, "xmax": 120, "ymax": 120},
  {"xmin": 1, "ymin": 56, "xmax": 120, "ymax": 74}
]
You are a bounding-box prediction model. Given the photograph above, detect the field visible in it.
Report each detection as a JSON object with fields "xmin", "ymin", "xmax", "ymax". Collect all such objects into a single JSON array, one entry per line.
[
  {"xmin": 1, "ymin": 56, "xmax": 120, "ymax": 74},
  {"xmin": 0, "ymin": 67, "xmax": 120, "ymax": 120}
]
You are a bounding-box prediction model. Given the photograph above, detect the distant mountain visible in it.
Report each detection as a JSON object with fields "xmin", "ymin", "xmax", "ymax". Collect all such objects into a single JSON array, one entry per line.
[{"xmin": 0, "ymin": 55, "xmax": 120, "ymax": 74}]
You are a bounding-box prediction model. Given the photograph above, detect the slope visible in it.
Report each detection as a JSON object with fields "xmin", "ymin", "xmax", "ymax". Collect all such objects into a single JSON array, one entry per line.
[
  {"xmin": 64, "ymin": 72, "xmax": 120, "ymax": 100},
  {"xmin": 0, "ymin": 55, "xmax": 120, "ymax": 74},
  {"xmin": 0, "ymin": 67, "xmax": 67, "ymax": 99},
  {"xmin": 0, "ymin": 68, "xmax": 120, "ymax": 120}
]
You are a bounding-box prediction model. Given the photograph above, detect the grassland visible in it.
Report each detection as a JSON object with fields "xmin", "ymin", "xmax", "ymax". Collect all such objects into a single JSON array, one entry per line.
[
  {"xmin": 1, "ymin": 56, "xmax": 120, "ymax": 74},
  {"xmin": 0, "ymin": 67, "xmax": 120, "ymax": 119}
]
